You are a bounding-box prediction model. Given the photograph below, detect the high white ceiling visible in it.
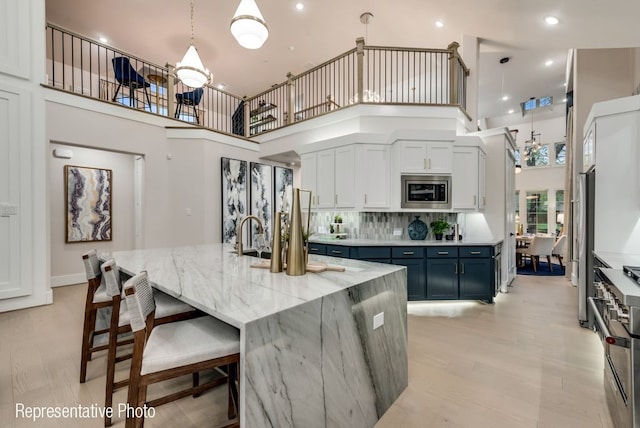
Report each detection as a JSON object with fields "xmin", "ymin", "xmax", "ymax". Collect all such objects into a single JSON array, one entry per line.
[{"xmin": 46, "ymin": 0, "xmax": 640, "ymax": 122}]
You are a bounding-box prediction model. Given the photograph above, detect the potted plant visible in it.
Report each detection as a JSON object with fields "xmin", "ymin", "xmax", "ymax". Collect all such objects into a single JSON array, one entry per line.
[{"xmin": 430, "ymin": 218, "xmax": 450, "ymax": 240}]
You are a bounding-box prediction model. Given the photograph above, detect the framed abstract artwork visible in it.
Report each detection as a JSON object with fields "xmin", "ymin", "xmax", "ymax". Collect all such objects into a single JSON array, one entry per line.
[
  {"xmin": 65, "ymin": 165, "xmax": 112, "ymax": 243},
  {"xmin": 221, "ymin": 157, "xmax": 248, "ymax": 245},
  {"xmin": 274, "ymin": 166, "xmax": 293, "ymax": 215},
  {"xmin": 249, "ymin": 162, "xmax": 273, "ymax": 242}
]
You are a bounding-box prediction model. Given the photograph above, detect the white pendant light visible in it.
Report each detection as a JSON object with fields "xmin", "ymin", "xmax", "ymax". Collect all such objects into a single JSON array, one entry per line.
[
  {"xmin": 230, "ymin": 0, "xmax": 269, "ymax": 49},
  {"xmin": 175, "ymin": 0, "xmax": 211, "ymax": 88}
]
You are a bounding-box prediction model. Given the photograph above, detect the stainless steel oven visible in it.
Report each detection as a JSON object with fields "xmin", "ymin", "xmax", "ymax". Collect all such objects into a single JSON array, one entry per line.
[
  {"xmin": 401, "ymin": 175, "xmax": 451, "ymax": 209},
  {"xmin": 589, "ymin": 267, "xmax": 640, "ymax": 428}
]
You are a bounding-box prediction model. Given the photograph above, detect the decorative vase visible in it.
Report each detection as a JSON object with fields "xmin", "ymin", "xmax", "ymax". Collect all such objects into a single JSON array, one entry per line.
[{"xmin": 407, "ymin": 216, "xmax": 428, "ymax": 240}]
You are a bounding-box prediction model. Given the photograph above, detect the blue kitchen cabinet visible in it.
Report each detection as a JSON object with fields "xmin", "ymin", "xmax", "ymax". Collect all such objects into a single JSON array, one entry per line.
[
  {"xmin": 426, "ymin": 258, "xmax": 458, "ymax": 299},
  {"xmin": 392, "ymin": 258, "xmax": 426, "ymax": 301},
  {"xmin": 458, "ymin": 257, "xmax": 492, "ymax": 302},
  {"xmin": 391, "ymin": 247, "xmax": 426, "ymax": 301},
  {"xmin": 308, "ymin": 242, "xmax": 327, "ymax": 255},
  {"xmin": 326, "ymin": 245, "xmax": 351, "ymax": 258}
]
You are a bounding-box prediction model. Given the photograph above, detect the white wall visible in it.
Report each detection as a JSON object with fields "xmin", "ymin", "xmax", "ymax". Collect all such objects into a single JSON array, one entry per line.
[
  {"xmin": 49, "ymin": 144, "xmax": 136, "ymax": 286},
  {"xmin": 0, "ymin": 0, "xmax": 50, "ymax": 312},
  {"xmin": 45, "ymin": 91, "xmax": 289, "ymax": 287}
]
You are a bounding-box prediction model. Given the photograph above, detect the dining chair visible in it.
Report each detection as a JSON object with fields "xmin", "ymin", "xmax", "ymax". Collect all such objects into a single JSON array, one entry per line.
[
  {"xmin": 552, "ymin": 235, "xmax": 568, "ymax": 268},
  {"xmin": 101, "ymin": 260, "xmax": 201, "ymax": 427},
  {"xmin": 175, "ymin": 87, "xmax": 204, "ymax": 124},
  {"xmin": 516, "ymin": 235, "xmax": 555, "ymax": 272},
  {"xmin": 79, "ymin": 250, "xmax": 122, "ymax": 383},
  {"xmin": 123, "ymin": 271, "xmax": 240, "ymax": 428},
  {"xmin": 111, "ymin": 57, "xmax": 152, "ymax": 109}
]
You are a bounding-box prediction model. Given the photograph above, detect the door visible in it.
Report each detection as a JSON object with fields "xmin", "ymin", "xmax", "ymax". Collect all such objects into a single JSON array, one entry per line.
[
  {"xmin": 426, "ymin": 259, "xmax": 458, "ymax": 299},
  {"xmin": 505, "ymin": 149, "xmax": 517, "ymax": 287},
  {"xmin": 459, "ymin": 258, "xmax": 492, "ymax": 301},
  {"xmin": 427, "ymin": 142, "xmax": 453, "ymax": 174},
  {"xmin": 315, "ymin": 150, "xmax": 335, "ymax": 208},
  {"xmin": 398, "ymin": 141, "xmax": 427, "ymax": 173},
  {"xmin": 393, "ymin": 258, "xmax": 426, "ymax": 300},
  {"xmin": 301, "ymin": 153, "xmax": 318, "ymax": 208},
  {"xmin": 452, "ymin": 147, "xmax": 478, "ymax": 210},
  {"xmin": 578, "ymin": 170, "xmax": 596, "ymax": 327},
  {"xmin": 334, "ymin": 146, "xmax": 355, "ymax": 208},
  {"xmin": 359, "ymin": 145, "xmax": 390, "ymax": 208}
]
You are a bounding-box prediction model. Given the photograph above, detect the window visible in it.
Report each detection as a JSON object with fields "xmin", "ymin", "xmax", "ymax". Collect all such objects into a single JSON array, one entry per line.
[
  {"xmin": 526, "ymin": 190, "xmax": 548, "ymax": 234},
  {"xmin": 556, "ymin": 190, "xmax": 565, "ymax": 235},
  {"xmin": 526, "ymin": 144, "xmax": 549, "ymax": 167},
  {"xmin": 555, "ymin": 142, "xmax": 566, "ymax": 165}
]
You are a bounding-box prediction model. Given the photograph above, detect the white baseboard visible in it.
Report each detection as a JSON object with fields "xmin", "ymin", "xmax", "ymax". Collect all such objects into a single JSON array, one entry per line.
[{"xmin": 51, "ymin": 273, "xmax": 86, "ymax": 288}]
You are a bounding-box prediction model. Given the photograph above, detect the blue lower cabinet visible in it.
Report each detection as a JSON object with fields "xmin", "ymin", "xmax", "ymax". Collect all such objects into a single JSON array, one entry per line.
[
  {"xmin": 426, "ymin": 259, "xmax": 458, "ymax": 299},
  {"xmin": 459, "ymin": 258, "xmax": 493, "ymax": 302},
  {"xmin": 326, "ymin": 245, "xmax": 350, "ymax": 258},
  {"xmin": 392, "ymin": 258, "xmax": 426, "ymax": 301},
  {"xmin": 307, "ymin": 242, "xmax": 497, "ymax": 302},
  {"xmin": 308, "ymin": 243, "xmax": 327, "ymax": 255}
]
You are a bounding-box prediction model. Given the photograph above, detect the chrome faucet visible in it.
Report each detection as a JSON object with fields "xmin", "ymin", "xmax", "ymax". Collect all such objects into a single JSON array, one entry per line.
[{"xmin": 236, "ymin": 215, "xmax": 264, "ymax": 257}]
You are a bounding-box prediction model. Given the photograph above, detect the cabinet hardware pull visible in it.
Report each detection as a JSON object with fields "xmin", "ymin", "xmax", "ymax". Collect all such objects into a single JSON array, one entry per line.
[
  {"xmin": 335, "ymin": 194, "xmax": 337, "ymax": 204},
  {"xmin": 403, "ymin": 251, "xmax": 414, "ymax": 255},
  {"xmin": 438, "ymin": 251, "xmax": 449, "ymax": 255},
  {"xmin": 364, "ymin": 193, "xmax": 367, "ymax": 204},
  {"xmin": 454, "ymin": 263, "xmax": 458, "ymax": 274},
  {"xmin": 470, "ymin": 251, "xmax": 481, "ymax": 255},
  {"xmin": 311, "ymin": 248, "xmax": 319, "ymax": 252},
  {"xmin": 473, "ymin": 195, "xmax": 476, "ymax": 205},
  {"xmin": 461, "ymin": 263, "xmax": 465, "ymax": 274},
  {"xmin": 428, "ymin": 158, "xmax": 431, "ymax": 170},
  {"xmin": 423, "ymin": 158, "xmax": 427, "ymax": 170},
  {"xmin": 332, "ymin": 250, "xmax": 341, "ymax": 254},
  {"xmin": 483, "ymin": 196, "xmax": 486, "ymax": 206}
]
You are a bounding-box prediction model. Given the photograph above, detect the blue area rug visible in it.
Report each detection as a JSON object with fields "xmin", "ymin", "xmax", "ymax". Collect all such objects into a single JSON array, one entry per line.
[{"xmin": 517, "ymin": 259, "xmax": 565, "ymax": 276}]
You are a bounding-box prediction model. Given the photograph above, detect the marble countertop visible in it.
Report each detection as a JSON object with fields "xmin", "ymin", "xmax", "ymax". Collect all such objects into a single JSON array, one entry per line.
[
  {"xmin": 593, "ymin": 251, "xmax": 640, "ymax": 270},
  {"xmin": 309, "ymin": 237, "xmax": 504, "ymax": 247},
  {"xmin": 102, "ymin": 243, "xmax": 404, "ymax": 329}
]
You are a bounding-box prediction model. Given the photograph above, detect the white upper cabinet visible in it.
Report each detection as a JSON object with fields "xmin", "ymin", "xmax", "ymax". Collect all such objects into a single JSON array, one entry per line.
[
  {"xmin": 452, "ymin": 146, "xmax": 485, "ymax": 211},
  {"xmin": 398, "ymin": 141, "xmax": 452, "ymax": 174},
  {"xmin": 301, "ymin": 152, "xmax": 319, "ymax": 209},
  {"xmin": 357, "ymin": 144, "xmax": 390, "ymax": 209},
  {"xmin": 334, "ymin": 146, "xmax": 356, "ymax": 208},
  {"xmin": 301, "ymin": 147, "xmax": 355, "ymax": 210}
]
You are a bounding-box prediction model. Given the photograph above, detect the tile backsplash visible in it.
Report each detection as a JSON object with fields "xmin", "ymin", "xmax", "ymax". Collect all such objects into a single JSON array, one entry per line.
[{"xmin": 310, "ymin": 211, "xmax": 460, "ymax": 240}]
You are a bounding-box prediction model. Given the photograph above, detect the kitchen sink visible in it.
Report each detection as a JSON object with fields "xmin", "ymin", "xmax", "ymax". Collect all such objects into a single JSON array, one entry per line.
[{"xmin": 230, "ymin": 249, "xmax": 272, "ymax": 259}]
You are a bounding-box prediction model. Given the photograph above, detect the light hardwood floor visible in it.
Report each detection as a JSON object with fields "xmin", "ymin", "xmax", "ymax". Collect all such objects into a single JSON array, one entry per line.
[{"xmin": 1, "ymin": 274, "xmax": 613, "ymax": 427}]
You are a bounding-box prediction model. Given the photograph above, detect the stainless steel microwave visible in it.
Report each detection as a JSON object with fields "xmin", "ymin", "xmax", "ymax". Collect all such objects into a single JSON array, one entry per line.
[{"xmin": 401, "ymin": 175, "xmax": 452, "ymax": 209}]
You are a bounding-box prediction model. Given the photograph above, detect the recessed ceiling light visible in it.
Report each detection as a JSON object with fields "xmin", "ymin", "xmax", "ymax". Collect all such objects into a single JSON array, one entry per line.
[
  {"xmin": 296, "ymin": 3, "xmax": 304, "ymax": 10},
  {"xmin": 289, "ymin": 45, "xmax": 295, "ymax": 51},
  {"xmin": 562, "ymin": 98, "xmax": 567, "ymax": 102},
  {"xmin": 508, "ymin": 109, "xmax": 515, "ymax": 114},
  {"xmin": 502, "ymin": 95, "xmax": 509, "ymax": 101},
  {"xmin": 99, "ymin": 36, "xmax": 108, "ymax": 43},
  {"xmin": 545, "ymin": 60, "xmax": 554, "ymax": 66},
  {"xmin": 544, "ymin": 16, "xmax": 559, "ymax": 25},
  {"xmin": 217, "ymin": 83, "xmax": 227, "ymax": 90},
  {"xmin": 435, "ymin": 20, "xmax": 444, "ymax": 28}
]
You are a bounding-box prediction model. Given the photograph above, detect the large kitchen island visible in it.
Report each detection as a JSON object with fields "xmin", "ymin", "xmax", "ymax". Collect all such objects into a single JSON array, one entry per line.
[{"xmin": 104, "ymin": 244, "xmax": 408, "ymax": 428}]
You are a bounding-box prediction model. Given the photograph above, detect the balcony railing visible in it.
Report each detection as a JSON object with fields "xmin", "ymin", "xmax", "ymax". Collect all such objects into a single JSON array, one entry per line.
[{"xmin": 46, "ymin": 24, "xmax": 469, "ymax": 139}]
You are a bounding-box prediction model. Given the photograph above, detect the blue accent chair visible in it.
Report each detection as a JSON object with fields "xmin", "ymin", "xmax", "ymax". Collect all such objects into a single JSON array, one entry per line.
[
  {"xmin": 111, "ymin": 57, "xmax": 151, "ymax": 109},
  {"xmin": 175, "ymin": 87, "xmax": 204, "ymax": 124}
]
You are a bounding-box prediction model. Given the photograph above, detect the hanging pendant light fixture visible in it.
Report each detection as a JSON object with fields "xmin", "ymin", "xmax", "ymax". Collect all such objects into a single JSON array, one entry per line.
[
  {"xmin": 523, "ymin": 104, "xmax": 541, "ymax": 162},
  {"xmin": 175, "ymin": 0, "xmax": 211, "ymax": 88},
  {"xmin": 230, "ymin": 0, "xmax": 269, "ymax": 49}
]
